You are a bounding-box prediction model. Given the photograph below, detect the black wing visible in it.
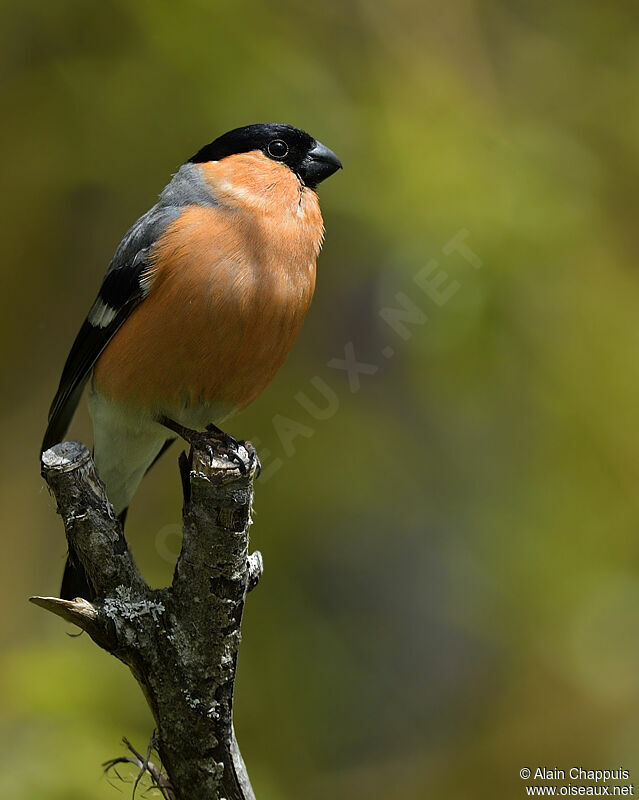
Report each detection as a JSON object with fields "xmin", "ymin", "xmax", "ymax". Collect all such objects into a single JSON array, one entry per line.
[
  {"xmin": 42, "ymin": 204, "xmax": 181, "ymax": 453},
  {"xmin": 42, "ymin": 272, "xmax": 146, "ymax": 453}
]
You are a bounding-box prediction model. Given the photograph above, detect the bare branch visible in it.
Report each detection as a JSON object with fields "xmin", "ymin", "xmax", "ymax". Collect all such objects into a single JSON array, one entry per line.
[
  {"xmin": 28, "ymin": 596, "xmax": 108, "ymax": 642},
  {"xmin": 103, "ymin": 736, "xmax": 176, "ymax": 800},
  {"xmin": 36, "ymin": 440, "xmax": 261, "ymax": 800},
  {"xmin": 41, "ymin": 442, "xmax": 146, "ymax": 597}
]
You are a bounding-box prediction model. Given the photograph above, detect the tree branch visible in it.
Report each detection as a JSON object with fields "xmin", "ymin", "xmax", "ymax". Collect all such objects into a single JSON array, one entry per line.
[{"xmin": 32, "ymin": 439, "xmax": 262, "ymax": 800}]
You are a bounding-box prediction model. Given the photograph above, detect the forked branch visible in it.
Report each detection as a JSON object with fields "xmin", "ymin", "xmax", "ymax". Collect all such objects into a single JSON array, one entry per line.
[{"xmin": 32, "ymin": 439, "xmax": 262, "ymax": 800}]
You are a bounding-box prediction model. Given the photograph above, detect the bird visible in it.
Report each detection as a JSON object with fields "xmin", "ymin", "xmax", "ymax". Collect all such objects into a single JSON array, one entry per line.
[{"xmin": 42, "ymin": 123, "xmax": 342, "ymax": 600}]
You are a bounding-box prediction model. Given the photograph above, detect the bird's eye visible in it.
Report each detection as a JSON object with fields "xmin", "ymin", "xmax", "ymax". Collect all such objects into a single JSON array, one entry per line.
[{"xmin": 267, "ymin": 139, "xmax": 289, "ymax": 159}]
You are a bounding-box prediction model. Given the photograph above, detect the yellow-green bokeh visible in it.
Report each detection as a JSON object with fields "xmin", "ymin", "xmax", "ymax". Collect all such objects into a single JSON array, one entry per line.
[{"xmin": 2, "ymin": 1, "xmax": 639, "ymax": 797}]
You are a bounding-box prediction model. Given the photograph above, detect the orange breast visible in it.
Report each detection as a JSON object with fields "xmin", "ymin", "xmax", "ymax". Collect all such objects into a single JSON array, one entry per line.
[{"xmin": 93, "ymin": 155, "xmax": 323, "ymax": 416}]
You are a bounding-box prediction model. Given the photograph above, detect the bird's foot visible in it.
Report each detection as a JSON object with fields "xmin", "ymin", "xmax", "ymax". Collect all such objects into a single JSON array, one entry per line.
[
  {"xmin": 204, "ymin": 424, "xmax": 261, "ymax": 477},
  {"xmin": 158, "ymin": 417, "xmax": 259, "ymax": 476},
  {"xmin": 185, "ymin": 427, "xmax": 249, "ymax": 474}
]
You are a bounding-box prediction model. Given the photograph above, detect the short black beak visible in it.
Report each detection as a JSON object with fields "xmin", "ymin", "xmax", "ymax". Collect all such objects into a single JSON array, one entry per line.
[{"xmin": 300, "ymin": 140, "xmax": 342, "ymax": 188}]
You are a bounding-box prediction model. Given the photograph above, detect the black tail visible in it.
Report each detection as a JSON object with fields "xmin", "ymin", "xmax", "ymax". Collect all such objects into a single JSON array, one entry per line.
[
  {"xmin": 60, "ymin": 556, "xmax": 95, "ymax": 601},
  {"xmin": 42, "ymin": 383, "xmax": 85, "ymax": 454},
  {"xmin": 59, "ymin": 508, "xmax": 129, "ymax": 600}
]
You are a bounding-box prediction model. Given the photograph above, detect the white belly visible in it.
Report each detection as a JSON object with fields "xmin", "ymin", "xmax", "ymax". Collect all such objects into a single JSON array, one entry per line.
[{"xmin": 88, "ymin": 389, "xmax": 233, "ymax": 514}]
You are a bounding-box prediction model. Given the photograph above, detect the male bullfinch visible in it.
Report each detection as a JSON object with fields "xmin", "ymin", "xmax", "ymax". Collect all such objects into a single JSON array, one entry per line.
[{"xmin": 42, "ymin": 123, "xmax": 342, "ymax": 599}]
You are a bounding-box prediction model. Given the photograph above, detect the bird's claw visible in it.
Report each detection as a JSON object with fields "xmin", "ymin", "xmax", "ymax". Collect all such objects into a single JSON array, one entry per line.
[
  {"xmin": 238, "ymin": 439, "xmax": 261, "ymax": 478},
  {"xmin": 202, "ymin": 425, "xmax": 260, "ymax": 476},
  {"xmin": 159, "ymin": 417, "xmax": 259, "ymax": 476}
]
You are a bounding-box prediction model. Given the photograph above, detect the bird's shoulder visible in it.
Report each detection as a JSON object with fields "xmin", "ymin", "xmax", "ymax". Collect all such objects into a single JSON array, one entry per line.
[{"xmin": 94, "ymin": 164, "xmax": 218, "ymax": 313}]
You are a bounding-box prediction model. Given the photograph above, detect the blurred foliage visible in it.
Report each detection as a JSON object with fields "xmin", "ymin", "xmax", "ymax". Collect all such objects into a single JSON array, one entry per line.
[{"xmin": 2, "ymin": 0, "xmax": 639, "ymax": 797}]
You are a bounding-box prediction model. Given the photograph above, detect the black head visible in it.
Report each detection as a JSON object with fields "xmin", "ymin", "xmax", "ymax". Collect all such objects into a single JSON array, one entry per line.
[{"xmin": 189, "ymin": 123, "xmax": 342, "ymax": 189}]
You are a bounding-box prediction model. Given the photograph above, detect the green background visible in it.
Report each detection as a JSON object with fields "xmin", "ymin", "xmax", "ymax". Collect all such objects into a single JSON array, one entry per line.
[{"xmin": 2, "ymin": 1, "xmax": 639, "ymax": 797}]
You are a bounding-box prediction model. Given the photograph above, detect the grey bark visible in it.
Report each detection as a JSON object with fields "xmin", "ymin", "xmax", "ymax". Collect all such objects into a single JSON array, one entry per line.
[{"xmin": 32, "ymin": 439, "xmax": 262, "ymax": 800}]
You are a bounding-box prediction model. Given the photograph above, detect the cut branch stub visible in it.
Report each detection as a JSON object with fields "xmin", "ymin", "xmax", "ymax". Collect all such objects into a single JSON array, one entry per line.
[{"xmin": 41, "ymin": 441, "xmax": 146, "ymax": 598}]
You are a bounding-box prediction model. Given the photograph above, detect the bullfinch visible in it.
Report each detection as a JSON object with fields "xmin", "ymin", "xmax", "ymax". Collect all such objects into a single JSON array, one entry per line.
[{"xmin": 42, "ymin": 123, "xmax": 342, "ymax": 599}]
